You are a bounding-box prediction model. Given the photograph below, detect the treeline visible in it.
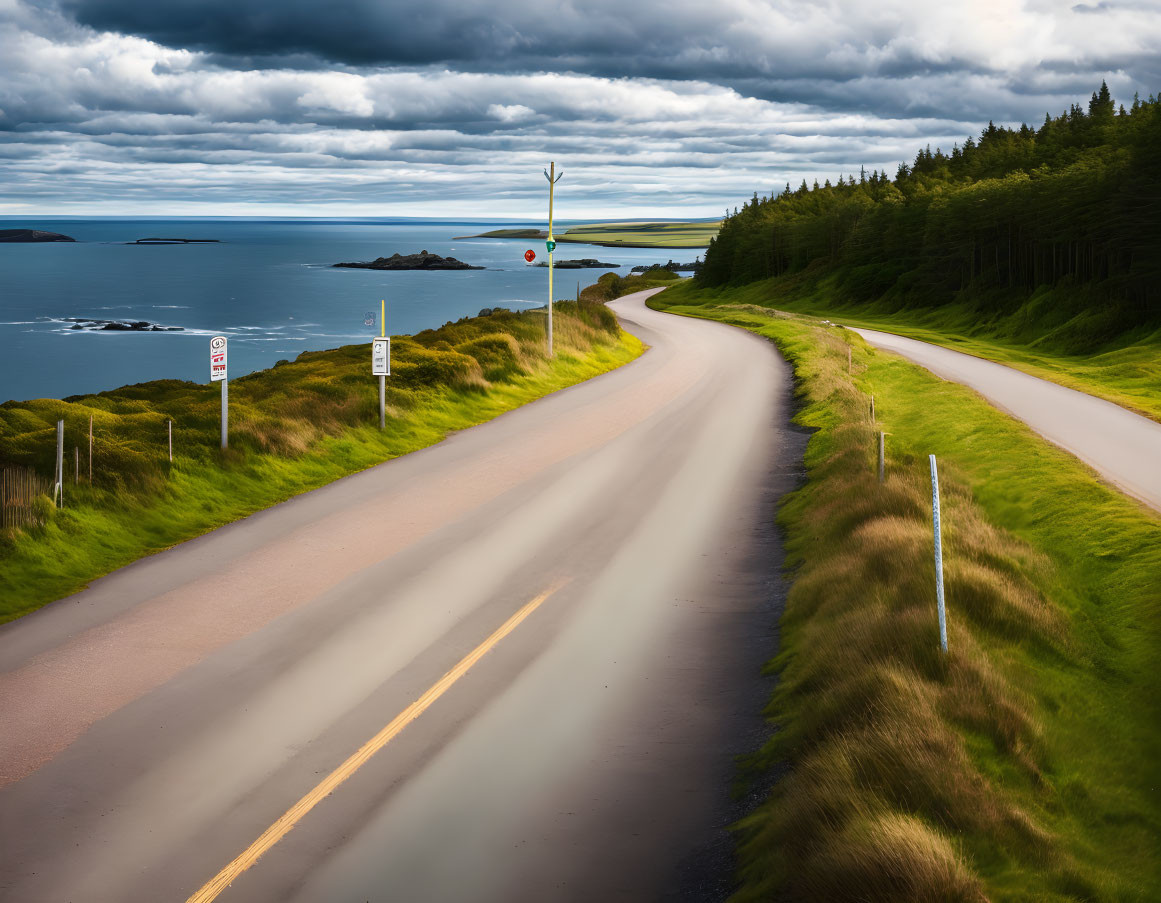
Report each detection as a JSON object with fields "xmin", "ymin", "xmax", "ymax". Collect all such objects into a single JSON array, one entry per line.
[{"xmin": 701, "ymin": 84, "xmax": 1161, "ymax": 327}]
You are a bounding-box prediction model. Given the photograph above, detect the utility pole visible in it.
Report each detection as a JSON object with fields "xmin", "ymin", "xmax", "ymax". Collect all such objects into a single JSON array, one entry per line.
[{"xmin": 544, "ymin": 162, "xmax": 563, "ymax": 357}]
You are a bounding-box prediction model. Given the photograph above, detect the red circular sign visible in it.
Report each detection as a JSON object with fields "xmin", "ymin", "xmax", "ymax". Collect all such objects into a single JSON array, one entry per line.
[{"xmin": 524, "ymin": 249, "xmax": 536, "ymax": 262}]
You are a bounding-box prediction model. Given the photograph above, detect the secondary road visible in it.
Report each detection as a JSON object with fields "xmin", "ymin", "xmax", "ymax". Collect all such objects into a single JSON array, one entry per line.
[
  {"xmin": 0, "ymin": 289, "xmax": 802, "ymax": 903},
  {"xmin": 852, "ymin": 327, "xmax": 1161, "ymax": 513}
]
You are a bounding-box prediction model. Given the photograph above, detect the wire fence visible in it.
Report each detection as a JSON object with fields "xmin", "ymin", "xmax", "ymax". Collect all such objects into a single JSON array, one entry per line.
[{"xmin": 1, "ymin": 466, "xmax": 53, "ymax": 530}]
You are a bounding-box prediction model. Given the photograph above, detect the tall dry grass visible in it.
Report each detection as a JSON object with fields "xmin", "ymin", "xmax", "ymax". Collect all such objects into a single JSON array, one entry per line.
[
  {"xmin": 0, "ymin": 304, "xmax": 619, "ymax": 493},
  {"xmin": 732, "ymin": 325, "xmax": 1070, "ymax": 902}
]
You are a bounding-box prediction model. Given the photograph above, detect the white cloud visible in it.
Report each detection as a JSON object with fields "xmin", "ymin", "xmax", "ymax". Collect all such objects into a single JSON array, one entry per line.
[
  {"xmin": 0, "ymin": 0, "xmax": 1157, "ymax": 214},
  {"xmin": 487, "ymin": 103, "xmax": 535, "ymax": 122}
]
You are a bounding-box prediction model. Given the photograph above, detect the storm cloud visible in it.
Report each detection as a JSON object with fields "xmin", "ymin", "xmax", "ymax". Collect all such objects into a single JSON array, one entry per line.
[{"xmin": 2, "ymin": 0, "xmax": 1158, "ymax": 215}]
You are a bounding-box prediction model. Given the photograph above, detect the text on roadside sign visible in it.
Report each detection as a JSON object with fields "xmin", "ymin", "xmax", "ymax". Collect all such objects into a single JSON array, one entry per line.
[
  {"xmin": 372, "ymin": 337, "xmax": 390, "ymax": 376},
  {"xmin": 210, "ymin": 335, "xmax": 227, "ymax": 382}
]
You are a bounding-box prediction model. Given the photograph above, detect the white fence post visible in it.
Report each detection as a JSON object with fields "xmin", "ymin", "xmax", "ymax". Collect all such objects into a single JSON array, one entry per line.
[
  {"xmin": 929, "ymin": 454, "xmax": 948, "ymax": 653},
  {"xmin": 55, "ymin": 419, "xmax": 64, "ymax": 508}
]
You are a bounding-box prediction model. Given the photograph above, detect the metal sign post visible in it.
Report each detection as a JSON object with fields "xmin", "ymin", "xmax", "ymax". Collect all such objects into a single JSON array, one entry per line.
[
  {"xmin": 210, "ymin": 335, "xmax": 228, "ymax": 449},
  {"xmin": 544, "ymin": 162, "xmax": 563, "ymax": 357},
  {"xmin": 929, "ymin": 454, "xmax": 948, "ymax": 653},
  {"xmin": 372, "ymin": 300, "xmax": 390, "ymax": 429}
]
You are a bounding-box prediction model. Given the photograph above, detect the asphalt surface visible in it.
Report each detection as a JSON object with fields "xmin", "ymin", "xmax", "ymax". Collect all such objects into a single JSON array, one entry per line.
[
  {"xmin": 0, "ymin": 289, "xmax": 803, "ymax": 903},
  {"xmin": 852, "ymin": 327, "xmax": 1161, "ymax": 513}
]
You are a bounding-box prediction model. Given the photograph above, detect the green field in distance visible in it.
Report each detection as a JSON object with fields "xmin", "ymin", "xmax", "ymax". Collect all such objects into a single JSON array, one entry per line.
[{"xmin": 461, "ymin": 220, "xmax": 720, "ymax": 249}]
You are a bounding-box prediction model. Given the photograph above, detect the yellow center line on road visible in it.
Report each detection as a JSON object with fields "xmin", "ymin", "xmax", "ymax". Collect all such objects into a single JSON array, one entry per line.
[{"xmin": 186, "ymin": 577, "xmax": 572, "ymax": 903}]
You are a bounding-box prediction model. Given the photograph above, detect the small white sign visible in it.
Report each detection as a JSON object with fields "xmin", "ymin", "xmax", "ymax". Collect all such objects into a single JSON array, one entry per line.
[
  {"xmin": 210, "ymin": 335, "xmax": 227, "ymax": 382},
  {"xmin": 372, "ymin": 337, "xmax": 390, "ymax": 376}
]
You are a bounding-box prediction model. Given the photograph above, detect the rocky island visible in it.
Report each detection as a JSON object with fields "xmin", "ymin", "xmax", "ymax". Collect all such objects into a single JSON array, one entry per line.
[
  {"xmin": 532, "ymin": 258, "xmax": 619, "ymax": 269},
  {"xmin": 0, "ymin": 229, "xmax": 75, "ymax": 243},
  {"xmin": 127, "ymin": 238, "xmax": 221, "ymax": 245},
  {"xmin": 65, "ymin": 318, "xmax": 183, "ymax": 332},
  {"xmin": 333, "ymin": 250, "xmax": 483, "ymax": 270}
]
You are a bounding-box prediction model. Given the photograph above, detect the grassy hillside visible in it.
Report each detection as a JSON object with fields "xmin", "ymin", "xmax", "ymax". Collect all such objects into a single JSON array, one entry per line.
[
  {"xmin": 0, "ymin": 304, "xmax": 642, "ymax": 621},
  {"xmin": 683, "ymin": 272, "xmax": 1161, "ymax": 424},
  {"xmin": 700, "ymin": 84, "xmax": 1161, "ymax": 355},
  {"xmin": 577, "ymin": 267, "xmax": 684, "ymax": 302},
  {"xmin": 653, "ymin": 281, "xmax": 1161, "ymax": 901}
]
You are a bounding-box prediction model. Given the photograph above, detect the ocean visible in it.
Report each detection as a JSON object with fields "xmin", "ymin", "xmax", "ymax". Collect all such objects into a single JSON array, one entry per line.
[{"xmin": 0, "ymin": 218, "xmax": 693, "ymax": 402}]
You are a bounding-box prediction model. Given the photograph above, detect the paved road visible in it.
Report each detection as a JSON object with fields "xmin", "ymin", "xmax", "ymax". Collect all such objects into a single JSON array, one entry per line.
[
  {"xmin": 852, "ymin": 327, "xmax": 1161, "ymax": 513},
  {"xmin": 0, "ymin": 289, "xmax": 802, "ymax": 903}
]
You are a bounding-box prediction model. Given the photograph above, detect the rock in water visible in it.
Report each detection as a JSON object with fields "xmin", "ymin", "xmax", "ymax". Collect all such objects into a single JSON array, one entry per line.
[
  {"xmin": 333, "ymin": 250, "xmax": 484, "ymax": 270},
  {"xmin": 531, "ymin": 258, "xmax": 619, "ymax": 269},
  {"xmin": 64, "ymin": 318, "xmax": 183, "ymax": 332},
  {"xmin": 0, "ymin": 229, "xmax": 75, "ymax": 243}
]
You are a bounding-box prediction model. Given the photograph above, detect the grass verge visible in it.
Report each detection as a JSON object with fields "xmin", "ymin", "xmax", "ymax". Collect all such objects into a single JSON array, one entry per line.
[
  {"xmin": 578, "ymin": 268, "xmax": 685, "ymax": 302},
  {"xmin": 653, "ymin": 280, "xmax": 1161, "ymax": 901},
  {"xmin": 704, "ymin": 272, "xmax": 1161, "ymax": 423},
  {"xmin": 0, "ymin": 303, "xmax": 643, "ymax": 622}
]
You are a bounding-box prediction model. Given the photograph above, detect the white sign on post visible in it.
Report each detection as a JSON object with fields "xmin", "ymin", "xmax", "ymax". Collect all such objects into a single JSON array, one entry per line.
[
  {"xmin": 210, "ymin": 335, "xmax": 228, "ymax": 381},
  {"xmin": 372, "ymin": 337, "xmax": 390, "ymax": 376}
]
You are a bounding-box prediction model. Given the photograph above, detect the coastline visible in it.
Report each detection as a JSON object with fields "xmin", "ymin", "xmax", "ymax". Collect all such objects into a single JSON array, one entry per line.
[{"xmin": 0, "ymin": 304, "xmax": 644, "ymax": 622}]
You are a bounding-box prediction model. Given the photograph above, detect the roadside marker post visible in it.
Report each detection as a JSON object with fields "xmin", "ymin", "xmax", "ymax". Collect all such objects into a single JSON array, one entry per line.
[
  {"xmin": 544, "ymin": 161, "xmax": 563, "ymax": 357},
  {"xmin": 372, "ymin": 300, "xmax": 390, "ymax": 430},
  {"xmin": 930, "ymin": 454, "xmax": 948, "ymax": 653},
  {"xmin": 168, "ymin": 419, "xmax": 173, "ymax": 463},
  {"xmin": 210, "ymin": 335, "xmax": 228, "ymax": 450},
  {"xmin": 54, "ymin": 419, "xmax": 63, "ymax": 508},
  {"xmin": 88, "ymin": 415, "xmax": 92, "ymax": 483}
]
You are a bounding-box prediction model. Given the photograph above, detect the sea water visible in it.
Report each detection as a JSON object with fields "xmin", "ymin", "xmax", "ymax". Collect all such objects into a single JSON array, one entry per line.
[{"xmin": 0, "ymin": 218, "xmax": 692, "ymax": 402}]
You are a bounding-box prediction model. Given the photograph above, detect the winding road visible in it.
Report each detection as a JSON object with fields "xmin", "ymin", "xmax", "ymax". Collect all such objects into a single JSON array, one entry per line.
[
  {"xmin": 852, "ymin": 327, "xmax": 1161, "ymax": 513},
  {"xmin": 0, "ymin": 290, "xmax": 802, "ymax": 903}
]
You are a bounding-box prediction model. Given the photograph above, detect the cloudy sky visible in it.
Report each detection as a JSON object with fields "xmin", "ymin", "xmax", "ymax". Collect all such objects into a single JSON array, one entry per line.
[{"xmin": 2, "ymin": 0, "xmax": 1159, "ymax": 218}]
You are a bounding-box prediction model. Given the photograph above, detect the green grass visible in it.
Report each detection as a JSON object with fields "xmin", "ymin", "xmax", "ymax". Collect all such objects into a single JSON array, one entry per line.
[
  {"xmin": 560, "ymin": 220, "xmax": 719, "ymax": 248},
  {"xmin": 653, "ymin": 280, "xmax": 1161, "ymax": 901},
  {"xmin": 577, "ymin": 268, "xmax": 684, "ymax": 303},
  {"xmin": 706, "ymin": 272, "xmax": 1161, "ymax": 423},
  {"xmin": 0, "ymin": 304, "xmax": 643, "ymax": 621}
]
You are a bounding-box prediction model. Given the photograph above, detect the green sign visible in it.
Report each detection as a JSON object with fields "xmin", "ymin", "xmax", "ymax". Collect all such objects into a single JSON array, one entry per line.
[{"xmin": 546, "ymin": 239, "xmax": 556, "ymax": 253}]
